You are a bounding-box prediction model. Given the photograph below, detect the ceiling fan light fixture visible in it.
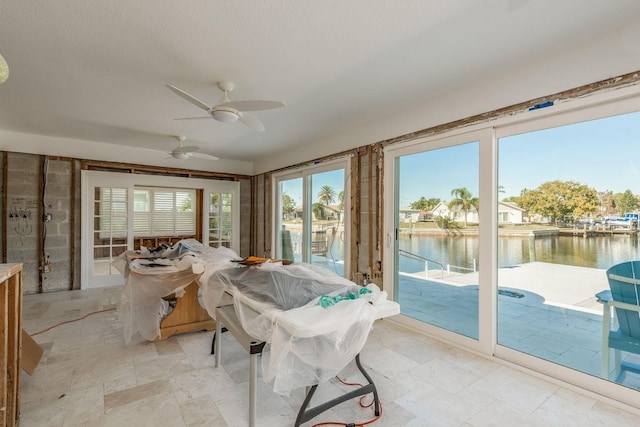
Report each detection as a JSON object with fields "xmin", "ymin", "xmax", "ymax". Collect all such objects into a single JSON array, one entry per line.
[
  {"xmin": 0, "ymin": 53, "xmax": 9, "ymax": 84},
  {"xmin": 212, "ymin": 108, "xmax": 239, "ymax": 123}
]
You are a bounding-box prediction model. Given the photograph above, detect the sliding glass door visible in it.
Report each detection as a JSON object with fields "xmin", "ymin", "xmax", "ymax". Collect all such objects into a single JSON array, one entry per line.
[
  {"xmin": 390, "ymin": 132, "xmax": 483, "ymax": 340},
  {"xmin": 274, "ymin": 159, "xmax": 349, "ymax": 277},
  {"xmin": 497, "ymin": 109, "xmax": 640, "ymax": 391},
  {"xmin": 384, "ymin": 92, "xmax": 640, "ymax": 406}
]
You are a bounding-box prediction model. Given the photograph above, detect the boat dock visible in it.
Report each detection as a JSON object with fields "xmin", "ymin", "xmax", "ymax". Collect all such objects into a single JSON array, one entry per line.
[{"xmin": 558, "ymin": 228, "xmax": 639, "ymax": 237}]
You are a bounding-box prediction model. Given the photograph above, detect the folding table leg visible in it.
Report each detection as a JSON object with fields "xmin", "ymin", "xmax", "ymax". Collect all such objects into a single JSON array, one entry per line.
[
  {"xmin": 214, "ymin": 319, "xmax": 222, "ymax": 367},
  {"xmin": 249, "ymin": 353, "xmax": 258, "ymax": 427}
]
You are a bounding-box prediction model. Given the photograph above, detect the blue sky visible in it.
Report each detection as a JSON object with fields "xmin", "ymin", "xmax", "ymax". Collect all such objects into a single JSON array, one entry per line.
[
  {"xmin": 281, "ymin": 169, "xmax": 345, "ymax": 208},
  {"xmin": 282, "ymin": 110, "xmax": 640, "ymax": 209},
  {"xmin": 399, "ymin": 110, "xmax": 640, "ymax": 207}
]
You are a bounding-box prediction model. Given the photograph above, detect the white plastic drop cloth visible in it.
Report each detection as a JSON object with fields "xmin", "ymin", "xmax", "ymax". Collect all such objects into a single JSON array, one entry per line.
[
  {"xmin": 115, "ymin": 239, "xmax": 239, "ymax": 343},
  {"xmin": 199, "ymin": 261, "xmax": 398, "ymax": 395}
]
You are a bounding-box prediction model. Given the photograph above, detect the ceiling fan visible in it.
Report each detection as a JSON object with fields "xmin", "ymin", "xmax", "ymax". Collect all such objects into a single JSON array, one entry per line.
[
  {"xmin": 167, "ymin": 81, "xmax": 285, "ymax": 132},
  {"xmin": 167, "ymin": 136, "xmax": 219, "ymax": 161}
]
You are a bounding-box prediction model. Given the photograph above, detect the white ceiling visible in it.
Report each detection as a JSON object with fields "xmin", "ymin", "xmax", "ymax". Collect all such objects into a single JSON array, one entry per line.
[{"xmin": 1, "ymin": 1, "xmax": 639, "ymax": 174}]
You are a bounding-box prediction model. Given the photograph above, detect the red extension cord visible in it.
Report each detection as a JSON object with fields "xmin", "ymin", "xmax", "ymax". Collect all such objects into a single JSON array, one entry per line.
[{"xmin": 311, "ymin": 376, "xmax": 383, "ymax": 427}]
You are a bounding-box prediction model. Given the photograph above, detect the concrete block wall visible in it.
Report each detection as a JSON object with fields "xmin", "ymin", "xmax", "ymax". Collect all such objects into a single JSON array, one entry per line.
[
  {"xmin": 42, "ymin": 158, "xmax": 73, "ymax": 292},
  {"xmin": 357, "ymin": 150, "xmax": 381, "ymax": 280},
  {"xmin": 73, "ymin": 160, "xmax": 82, "ymax": 290},
  {"xmin": 6, "ymin": 153, "xmax": 42, "ymax": 293}
]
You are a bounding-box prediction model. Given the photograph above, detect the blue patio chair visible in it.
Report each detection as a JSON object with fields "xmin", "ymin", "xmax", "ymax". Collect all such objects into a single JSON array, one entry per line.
[{"xmin": 596, "ymin": 261, "xmax": 640, "ymax": 383}]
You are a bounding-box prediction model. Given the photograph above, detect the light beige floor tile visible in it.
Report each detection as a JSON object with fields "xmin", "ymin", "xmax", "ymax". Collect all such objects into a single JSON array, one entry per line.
[
  {"xmin": 20, "ymin": 383, "xmax": 104, "ymax": 426},
  {"xmin": 97, "ymin": 390, "xmax": 186, "ymax": 427},
  {"xmin": 467, "ymin": 366, "xmax": 559, "ymax": 414},
  {"xmin": 467, "ymin": 400, "xmax": 540, "ymax": 427},
  {"xmin": 134, "ymin": 352, "xmax": 195, "ymax": 385},
  {"xmin": 19, "ymin": 359, "xmax": 75, "ymax": 404},
  {"xmin": 170, "ymin": 366, "xmax": 236, "ymax": 403},
  {"xmin": 360, "ymin": 347, "xmax": 421, "ymax": 378},
  {"xmin": 395, "ymin": 382, "xmax": 484, "ymax": 427},
  {"xmin": 155, "ymin": 337, "xmax": 186, "ymax": 355},
  {"xmin": 213, "ymin": 381, "xmax": 296, "ymax": 427},
  {"xmin": 104, "ymin": 379, "xmax": 171, "ymax": 411},
  {"xmin": 103, "ymin": 360, "xmax": 138, "ymax": 394},
  {"xmin": 533, "ymin": 388, "xmax": 640, "ymax": 427},
  {"xmin": 18, "ymin": 286, "xmax": 640, "ymax": 427},
  {"xmin": 179, "ymin": 394, "xmax": 228, "ymax": 427},
  {"xmin": 411, "ymin": 358, "xmax": 481, "ymax": 394},
  {"xmin": 460, "ymin": 355, "xmax": 502, "ymax": 377}
]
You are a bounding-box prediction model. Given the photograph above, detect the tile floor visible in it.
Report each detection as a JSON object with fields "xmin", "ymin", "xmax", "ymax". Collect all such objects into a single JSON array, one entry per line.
[{"xmin": 19, "ymin": 286, "xmax": 640, "ymax": 427}]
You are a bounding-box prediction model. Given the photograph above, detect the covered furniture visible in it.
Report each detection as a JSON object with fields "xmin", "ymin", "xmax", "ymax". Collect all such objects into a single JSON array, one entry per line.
[
  {"xmin": 200, "ymin": 262, "xmax": 399, "ymax": 426},
  {"xmin": 596, "ymin": 260, "xmax": 640, "ymax": 383},
  {"xmin": 114, "ymin": 239, "xmax": 239, "ymax": 343}
]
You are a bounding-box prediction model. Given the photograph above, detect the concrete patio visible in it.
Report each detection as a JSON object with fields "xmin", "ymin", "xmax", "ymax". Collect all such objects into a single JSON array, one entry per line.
[{"xmin": 397, "ymin": 262, "xmax": 640, "ymax": 391}]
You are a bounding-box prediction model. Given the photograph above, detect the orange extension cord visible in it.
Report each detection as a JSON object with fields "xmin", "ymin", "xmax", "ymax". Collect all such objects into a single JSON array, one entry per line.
[
  {"xmin": 31, "ymin": 307, "xmax": 116, "ymax": 336},
  {"xmin": 311, "ymin": 376, "xmax": 383, "ymax": 427}
]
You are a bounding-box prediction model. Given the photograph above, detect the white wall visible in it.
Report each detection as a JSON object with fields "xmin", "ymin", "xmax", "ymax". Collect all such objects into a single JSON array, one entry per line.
[{"xmin": 253, "ymin": 23, "xmax": 640, "ymax": 174}]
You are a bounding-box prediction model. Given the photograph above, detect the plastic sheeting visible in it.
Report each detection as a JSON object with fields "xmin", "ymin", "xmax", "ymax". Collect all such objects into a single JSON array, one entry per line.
[
  {"xmin": 115, "ymin": 239, "xmax": 239, "ymax": 343},
  {"xmin": 200, "ymin": 261, "xmax": 393, "ymax": 395}
]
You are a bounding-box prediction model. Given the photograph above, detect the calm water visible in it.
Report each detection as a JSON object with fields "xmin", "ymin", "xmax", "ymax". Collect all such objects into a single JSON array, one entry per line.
[
  {"xmin": 289, "ymin": 230, "xmax": 640, "ymax": 273},
  {"xmin": 399, "ymin": 234, "xmax": 640, "ymax": 273}
]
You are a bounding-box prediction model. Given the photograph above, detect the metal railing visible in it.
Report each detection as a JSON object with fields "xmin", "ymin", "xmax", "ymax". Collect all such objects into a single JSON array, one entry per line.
[
  {"xmin": 398, "ymin": 249, "xmax": 445, "ymax": 278},
  {"xmin": 446, "ymin": 259, "xmax": 477, "ymax": 275}
]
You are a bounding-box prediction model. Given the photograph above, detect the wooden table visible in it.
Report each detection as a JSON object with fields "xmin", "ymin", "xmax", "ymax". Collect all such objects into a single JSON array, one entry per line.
[
  {"xmin": 156, "ymin": 280, "xmax": 215, "ymax": 340},
  {"xmin": 120, "ymin": 251, "xmax": 216, "ymax": 342}
]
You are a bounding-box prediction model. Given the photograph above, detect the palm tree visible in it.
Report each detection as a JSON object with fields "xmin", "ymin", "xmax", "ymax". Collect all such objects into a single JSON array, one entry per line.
[
  {"xmin": 312, "ymin": 202, "xmax": 324, "ymax": 220},
  {"xmin": 448, "ymin": 187, "xmax": 479, "ymax": 227},
  {"xmin": 317, "ymin": 185, "xmax": 336, "ymax": 206}
]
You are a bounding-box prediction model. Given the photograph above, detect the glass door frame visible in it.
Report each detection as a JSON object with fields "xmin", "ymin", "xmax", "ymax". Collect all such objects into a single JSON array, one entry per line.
[
  {"xmin": 383, "ymin": 86, "xmax": 640, "ymax": 410},
  {"xmin": 272, "ymin": 158, "xmax": 351, "ymax": 275},
  {"xmin": 491, "ymin": 92, "xmax": 640, "ymax": 407},
  {"xmin": 383, "ymin": 128, "xmax": 496, "ymax": 354}
]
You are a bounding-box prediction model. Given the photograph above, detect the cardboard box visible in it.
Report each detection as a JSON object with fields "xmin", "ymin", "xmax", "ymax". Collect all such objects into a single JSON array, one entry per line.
[{"xmin": 21, "ymin": 329, "xmax": 43, "ymax": 375}]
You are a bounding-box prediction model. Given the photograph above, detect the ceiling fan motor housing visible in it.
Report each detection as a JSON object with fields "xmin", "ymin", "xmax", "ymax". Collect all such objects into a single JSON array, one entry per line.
[
  {"xmin": 172, "ymin": 152, "xmax": 190, "ymax": 160},
  {"xmin": 212, "ymin": 107, "xmax": 240, "ymax": 123}
]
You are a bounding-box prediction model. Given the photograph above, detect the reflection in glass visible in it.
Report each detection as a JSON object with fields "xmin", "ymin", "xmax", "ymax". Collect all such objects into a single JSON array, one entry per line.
[
  {"xmin": 209, "ymin": 192, "xmax": 233, "ymax": 247},
  {"xmin": 93, "ymin": 187, "xmax": 128, "ymax": 277},
  {"xmin": 396, "ymin": 141, "xmax": 480, "ymax": 339},
  {"xmin": 278, "ymin": 177, "xmax": 303, "ymax": 262},
  {"xmin": 310, "ymin": 169, "xmax": 345, "ymax": 275},
  {"xmin": 498, "ymin": 111, "xmax": 640, "ymax": 391}
]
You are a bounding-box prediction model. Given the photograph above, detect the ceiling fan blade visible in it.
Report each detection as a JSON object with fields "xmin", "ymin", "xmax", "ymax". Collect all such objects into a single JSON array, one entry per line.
[
  {"xmin": 190, "ymin": 152, "xmax": 219, "ymax": 161},
  {"xmin": 174, "ymin": 116, "xmax": 212, "ymax": 120},
  {"xmin": 239, "ymin": 112, "xmax": 265, "ymax": 132},
  {"xmin": 167, "ymin": 84, "xmax": 212, "ymax": 112},
  {"xmin": 221, "ymin": 100, "xmax": 285, "ymax": 112},
  {"xmin": 173, "ymin": 145, "xmax": 200, "ymax": 154}
]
